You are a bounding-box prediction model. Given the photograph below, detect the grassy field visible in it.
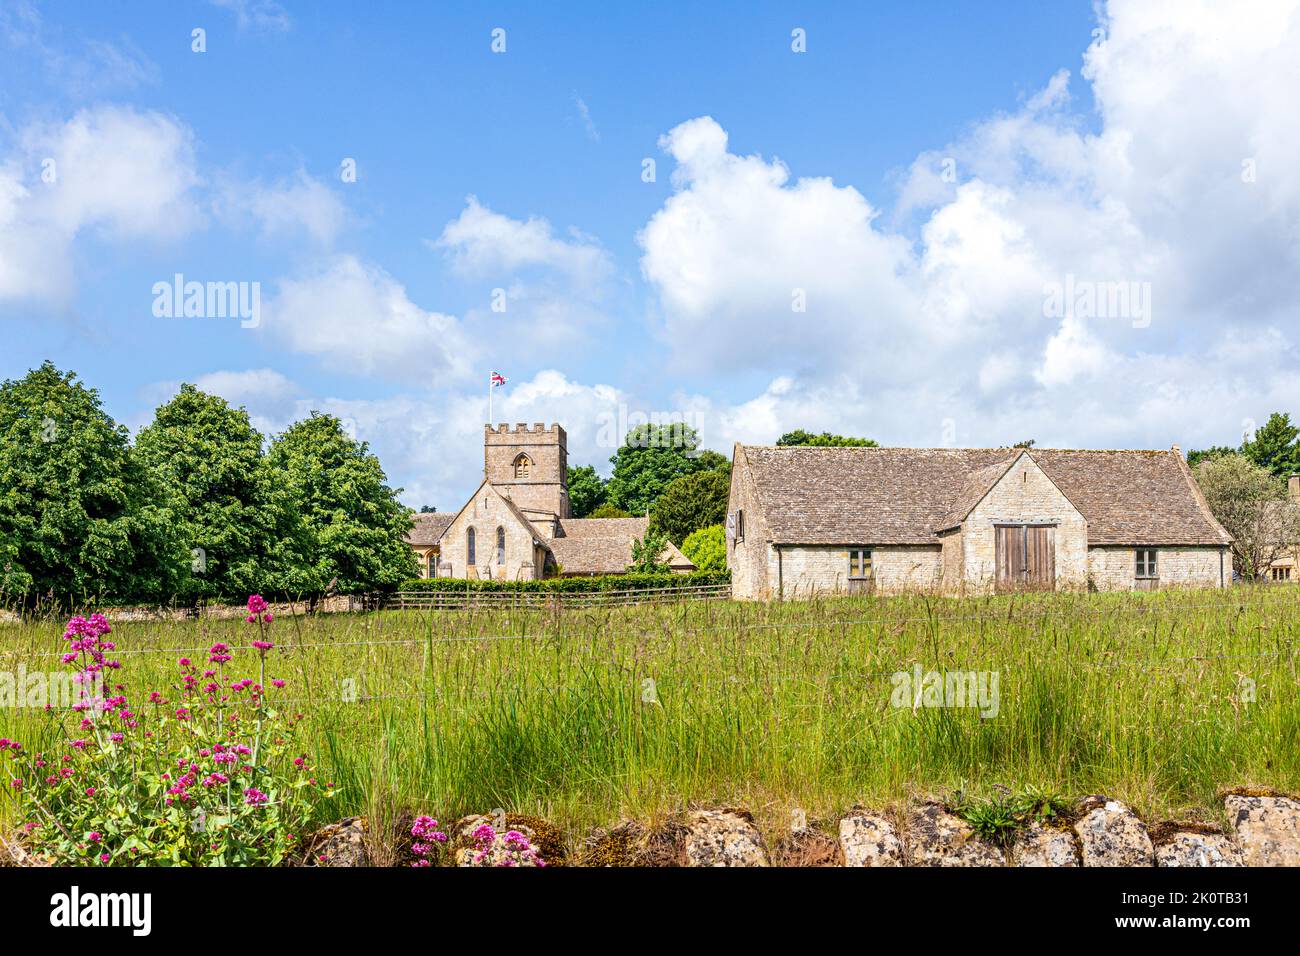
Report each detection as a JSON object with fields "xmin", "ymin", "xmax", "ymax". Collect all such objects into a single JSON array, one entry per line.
[{"xmin": 2, "ymin": 586, "xmax": 1298, "ymax": 843}]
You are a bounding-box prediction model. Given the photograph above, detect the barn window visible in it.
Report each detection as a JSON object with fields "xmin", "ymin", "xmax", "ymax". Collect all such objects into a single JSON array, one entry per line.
[
  {"xmin": 1272, "ymin": 566, "xmax": 1291, "ymax": 581},
  {"xmin": 496, "ymin": 527, "xmax": 506, "ymax": 565},
  {"xmin": 467, "ymin": 528, "xmax": 476, "ymax": 566},
  {"xmin": 735, "ymin": 509, "xmax": 744, "ymax": 542},
  {"xmin": 849, "ymin": 549, "xmax": 873, "ymax": 579},
  {"xmin": 514, "ymin": 454, "xmax": 532, "ymax": 479},
  {"xmin": 1135, "ymin": 549, "xmax": 1158, "ymax": 579}
]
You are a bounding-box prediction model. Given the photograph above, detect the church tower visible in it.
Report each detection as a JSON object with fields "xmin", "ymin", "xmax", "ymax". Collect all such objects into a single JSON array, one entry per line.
[{"xmin": 483, "ymin": 423, "xmax": 570, "ymax": 536}]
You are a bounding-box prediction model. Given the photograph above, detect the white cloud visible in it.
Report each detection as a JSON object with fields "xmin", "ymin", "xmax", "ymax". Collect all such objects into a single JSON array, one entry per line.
[
  {"xmin": 209, "ymin": 0, "xmax": 292, "ymax": 33},
  {"xmin": 433, "ymin": 195, "xmax": 612, "ymax": 288},
  {"xmin": 1, "ymin": 0, "xmax": 158, "ymax": 94},
  {"xmin": 574, "ymin": 94, "xmax": 600, "ymax": 142},
  {"xmin": 0, "ymin": 106, "xmax": 201, "ymax": 307},
  {"xmin": 219, "ymin": 171, "xmax": 348, "ymax": 246},
  {"xmin": 192, "ymin": 368, "xmax": 297, "ymax": 405},
  {"xmin": 636, "ymin": 0, "xmax": 1300, "ymax": 454},
  {"xmin": 639, "ymin": 116, "xmax": 918, "ymax": 376},
  {"xmin": 264, "ymin": 254, "xmax": 476, "ymax": 385}
]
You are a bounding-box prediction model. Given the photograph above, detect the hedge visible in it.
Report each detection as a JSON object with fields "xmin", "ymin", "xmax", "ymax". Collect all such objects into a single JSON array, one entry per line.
[{"xmin": 396, "ymin": 570, "xmax": 731, "ymax": 594}]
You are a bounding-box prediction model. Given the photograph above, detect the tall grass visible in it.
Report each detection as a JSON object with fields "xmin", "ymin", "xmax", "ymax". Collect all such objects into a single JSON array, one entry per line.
[{"xmin": 2, "ymin": 586, "xmax": 1297, "ymax": 839}]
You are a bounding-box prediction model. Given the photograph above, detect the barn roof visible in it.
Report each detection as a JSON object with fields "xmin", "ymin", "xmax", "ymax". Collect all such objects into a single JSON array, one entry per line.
[{"xmin": 736, "ymin": 445, "xmax": 1231, "ymax": 547}]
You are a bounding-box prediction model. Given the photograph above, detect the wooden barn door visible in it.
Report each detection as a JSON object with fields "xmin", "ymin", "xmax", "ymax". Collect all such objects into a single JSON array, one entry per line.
[{"xmin": 995, "ymin": 525, "xmax": 1056, "ymax": 591}]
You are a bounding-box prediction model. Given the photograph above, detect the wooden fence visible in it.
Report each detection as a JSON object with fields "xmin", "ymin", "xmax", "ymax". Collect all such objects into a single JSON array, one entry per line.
[{"xmin": 385, "ymin": 583, "xmax": 732, "ymax": 611}]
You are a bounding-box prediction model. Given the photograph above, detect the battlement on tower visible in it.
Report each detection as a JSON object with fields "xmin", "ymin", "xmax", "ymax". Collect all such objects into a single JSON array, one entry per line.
[{"xmin": 485, "ymin": 422, "xmax": 567, "ymax": 439}]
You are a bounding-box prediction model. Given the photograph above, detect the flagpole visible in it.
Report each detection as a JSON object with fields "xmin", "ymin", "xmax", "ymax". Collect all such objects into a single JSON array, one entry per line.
[{"xmin": 488, "ymin": 372, "xmax": 493, "ymax": 427}]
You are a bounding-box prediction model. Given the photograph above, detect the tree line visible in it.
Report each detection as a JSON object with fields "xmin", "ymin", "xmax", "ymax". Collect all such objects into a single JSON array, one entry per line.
[
  {"xmin": 1187, "ymin": 412, "xmax": 1300, "ymax": 579},
  {"xmin": 0, "ymin": 363, "xmax": 414, "ymax": 608}
]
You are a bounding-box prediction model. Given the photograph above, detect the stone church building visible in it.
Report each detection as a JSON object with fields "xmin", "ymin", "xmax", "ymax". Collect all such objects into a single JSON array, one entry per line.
[
  {"xmin": 406, "ymin": 423, "xmax": 694, "ymax": 579},
  {"xmin": 727, "ymin": 444, "xmax": 1233, "ymax": 599}
]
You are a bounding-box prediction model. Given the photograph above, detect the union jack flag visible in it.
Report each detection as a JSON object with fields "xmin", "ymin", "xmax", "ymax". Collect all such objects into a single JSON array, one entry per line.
[{"xmin": 490, "ymin": 372, "xmax": 507, "ymax": 387}]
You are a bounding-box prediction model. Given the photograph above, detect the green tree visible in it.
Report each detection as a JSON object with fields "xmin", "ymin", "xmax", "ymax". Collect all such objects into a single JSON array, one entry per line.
[
  {"xmin": 566, "ymin": 464, "xmax": 607, "ymax": 517},
  {"xmin": 776, "ymin": 429, "xmax": 878, "ymax": 447},
  {"xmin": 1194, "ymin": 453, "xmax": 1300, "ymax": 579},
  {"xmin": 1242, "ymin": 413, "xmax": 1300, "ymax": 477},
  {"xmin": 681, "ymin": 524, "xmax": 726, "ymax": 572},
  {"xmin": 629, "ymin": 528, "xmax": 670, "ymax": 573},
  {"xmin": 1187, "ymin": 445, "xmax": 1238, "ymax": 469},
  {"xmin": 649, "ymin": 470, "xmax": 730, "ymax": 545},
  {"xmin": 605, "ymin": 423, "xmax": 724, "ymax": 516},
  {"xmin": 690, "ymin": 449, "xmax": 732, "ymax": 474},
  {"xmin": 0, "ymin": 362, "xmax": 185, "ymax": 606},
  {"xmin": 588, "ymin": 503, "xmax": 631, "ymax": 519},
  {"xmin": 266, "ymin": 412, "xmax": 416, "ymax": 593},
  {"xmin": 136, "ymin": 384, "xmax": 313, "ymax": 602}
]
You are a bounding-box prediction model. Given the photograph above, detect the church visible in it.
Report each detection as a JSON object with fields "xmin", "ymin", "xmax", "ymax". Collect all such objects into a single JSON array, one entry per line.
[{"xmin": 405, "ymin": 423, "xmax": 695, "ymax": 579}]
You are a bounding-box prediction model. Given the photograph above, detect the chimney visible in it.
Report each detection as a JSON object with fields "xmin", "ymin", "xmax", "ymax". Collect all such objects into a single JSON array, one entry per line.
[{"xmin": 1290, "ymin": 474, "xmax": 1300, "ymax": 502}]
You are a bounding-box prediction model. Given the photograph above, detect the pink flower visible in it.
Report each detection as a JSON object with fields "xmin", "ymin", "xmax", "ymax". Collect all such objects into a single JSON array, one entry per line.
[
  {"xmin": 88, "ymin": 832, "xmax": 101, "ymax": 842},
  {"xmin": 99, "ymin": 853, "xmax": 110, "ymax": 864},
  {"xmin": 85, "ymin": 788, "xmax": 95, "ymax": 797}
]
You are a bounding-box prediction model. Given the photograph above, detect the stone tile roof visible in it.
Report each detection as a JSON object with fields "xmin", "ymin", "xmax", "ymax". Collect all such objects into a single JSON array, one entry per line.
[
  {"xmin": 551, "ymin": 517, "xmax": 696, "ymax": 575},
  {"xmin": 1029, "ymin": 449, "xmax": 1231, "ymax": 546},
  {"xmin": 405, "ymin": 512, "xmax": 455, "ymax": 546},
  {"xmin": 739, "ymin": 445, "xmax": 1231, "ymax": 547}
]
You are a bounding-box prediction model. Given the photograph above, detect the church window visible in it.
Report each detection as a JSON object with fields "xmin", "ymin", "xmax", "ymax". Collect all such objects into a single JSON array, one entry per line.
[
  {"xmin": 467, "ymin": 528, "xmax": 476, "ymax": 566},
  {"xmin": 497, "ymin": 527, "xmax": 506, "ymax": 564},
  {"xmin": 514, "ymin": 454, "xmax": 532, "ymax": 479}
]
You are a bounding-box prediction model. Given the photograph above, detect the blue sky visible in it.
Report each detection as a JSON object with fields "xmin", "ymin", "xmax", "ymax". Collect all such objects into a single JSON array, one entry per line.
[{"xmin": 3, "ymin": 0, "xmax": 1298, "ymax": 509}]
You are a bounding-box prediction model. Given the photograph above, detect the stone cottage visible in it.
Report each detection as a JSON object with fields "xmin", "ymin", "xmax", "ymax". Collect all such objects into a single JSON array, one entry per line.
[
  {"xmin": 406, "ymin": 423, "xmax": 694, "ymax": 580},
  {"xmin": 726, "ymin": 444, "xmax": 1232, "ymax": 599},
  {"xmin": 1263, "ymin": 474, "xmax": 1300, "ymax": 582}
]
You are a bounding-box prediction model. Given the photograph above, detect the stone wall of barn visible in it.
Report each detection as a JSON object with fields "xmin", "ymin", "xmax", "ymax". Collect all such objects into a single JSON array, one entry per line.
[
  {"xmin": 773, "ymin": 546, "xmax": 943, "ymax": 598},
  {"xmin": 960, "ymin": 454, "xmax": 1089, "ymax": 593},
  {"xmin": 939, "ymin": 530, "xmax": 964, "ymax": 588},
  {"xmin": 727, "ymin": 450, "xmax": 775, "ymax": 600},
  {"xmin": 1088, "ymin": 546, "xmax": 1227, "ymax": 590}
]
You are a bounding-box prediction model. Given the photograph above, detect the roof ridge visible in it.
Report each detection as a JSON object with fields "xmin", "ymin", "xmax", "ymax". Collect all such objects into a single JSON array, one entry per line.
[{"xmin": 744, "ymin": 445, "xmax": 1179, "ymax": 453}]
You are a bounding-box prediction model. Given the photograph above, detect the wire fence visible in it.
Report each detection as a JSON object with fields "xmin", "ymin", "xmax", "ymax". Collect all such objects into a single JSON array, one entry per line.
[
  {"xmin": 385, "ymin": 583, "xmax": 732, "ymax": 610},
  {"xmin": 6, "ymin": 590, "xmax": 1300, "ymax": 660}
]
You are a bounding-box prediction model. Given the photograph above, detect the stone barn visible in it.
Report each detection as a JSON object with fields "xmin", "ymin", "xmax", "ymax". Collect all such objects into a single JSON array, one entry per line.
[{"xmin": 726, "ymin": 444, "xmax": 1232, "ymax": 599}]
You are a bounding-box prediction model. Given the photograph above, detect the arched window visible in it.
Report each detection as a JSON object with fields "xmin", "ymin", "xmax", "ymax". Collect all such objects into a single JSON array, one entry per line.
[
  {"xmin": 513, "ymin": 453, "xmax": 532, "ymax": 479},
  {"xmin": 426, "ymin": 551, "xmax": 438, "ymax": 578},
  {"xmin": 467, "ymin": 527, "xmax": 476, "ymax": 566},
  {"xmin": 496, "ymin": 527, "xmax": 506, "ymax": 565}
]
